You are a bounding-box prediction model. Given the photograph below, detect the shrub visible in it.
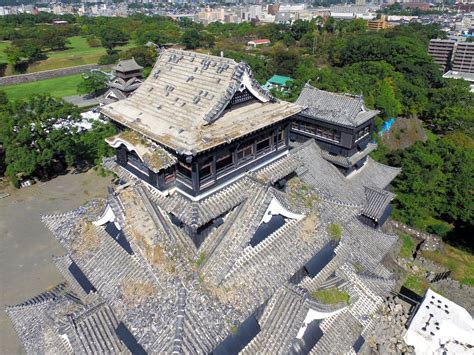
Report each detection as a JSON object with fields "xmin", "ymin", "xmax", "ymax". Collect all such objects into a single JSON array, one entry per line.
[
  {"xmin": 328, "ymin": 223, "xmax": 342, "ymax": 241},
  {"xmin": 98, "ymin": 53, "xmax": 119, "ymax": 65},
  {"xmin": 86, "ymin": 35, "xmax": 101, "ymax": 48}
]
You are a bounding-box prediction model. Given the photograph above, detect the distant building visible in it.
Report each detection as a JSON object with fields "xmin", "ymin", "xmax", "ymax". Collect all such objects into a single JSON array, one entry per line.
[
  {"xmin": 195, "ymin": 7, "xmax": 225, "ymax": 24},
  {"xmin": 247, "ymin": 39, "xmax": 271, "ymax": 48},
  {"xmin": 267, "ymin": 3, "xmax": 280, "ymax": 15},
  {"xmin": 103, "ymin": 58, "xmax": 143, "ymax": 104},
  {"xmin": 401, "ymin": 2, "xmax": 430, "ymax": 10},
  {"xmin": 263, "ymin": 75, "xmax": 293, "ymax": 91},
  {"xmin": 428, "ymin": 39, "xmax": 456, "ymax": 72},
  {"xmin": 452, "ymin": 42, "xmax": 474, "ymax": 73},
  {"xmin": 443, "ymin": 70, "xmax": 474, "ymax": 92},
  {"xmin": 367, "ymin": 17, "xmax": 389, "ymax": 30}
]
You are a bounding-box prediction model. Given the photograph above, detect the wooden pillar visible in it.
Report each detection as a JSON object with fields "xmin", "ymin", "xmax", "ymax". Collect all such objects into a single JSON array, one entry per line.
[
  {"xmin": 284, "ymin": 123, "xmax": 290, "ymax": 147},
  {"xmin": 191, "ymin": 161, "xmax": 199, "ymax": 193}
]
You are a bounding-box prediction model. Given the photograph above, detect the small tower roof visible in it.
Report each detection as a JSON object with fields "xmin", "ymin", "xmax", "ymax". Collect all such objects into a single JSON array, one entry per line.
[{"xmin": 113, "ymin": 58, "xmax": 143, "ymax": 73}]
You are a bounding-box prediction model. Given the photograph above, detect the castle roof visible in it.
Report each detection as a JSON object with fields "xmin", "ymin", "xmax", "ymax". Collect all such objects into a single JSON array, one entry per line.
[
  {"xmin": 112, "ymin": 58, "xmax": 143, "ymax": 73},
  {"xmin": 7, "ymin": 139, "xmax": 401, "ymax": 354},
  {"xmin": 101, "ymin": 49, "xmax": 302, "ymax": 155},
  {"xmin": 296, "ymin": 84, "xmax": 379, "ymax": 128}
]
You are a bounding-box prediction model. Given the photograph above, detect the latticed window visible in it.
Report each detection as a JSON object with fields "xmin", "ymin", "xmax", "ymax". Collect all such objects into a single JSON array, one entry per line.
[
  {"xmin": 216, "ymin": 153, "xmax": 233, "ymax": 173},
  {"xmin": 229, "ymin": 89, "xmax": 255, "ymax": 107},
  {"xmin": 355, "ymin": 126, "xmax": 370, "ymax": 141},
  {"xmin": 237, "ymin": 143, "xmax": 254, "ymax": 162},
  {"xmin": 199, "ymin": 157, "xmax": 213, "ymax": 181},
  {"xmin": 177, "ymin": 161, "xmax": 192, "ymax": 180},
  {"xmin": 292, "ymin": 121, "xmax": 341, "ymax": 143}
]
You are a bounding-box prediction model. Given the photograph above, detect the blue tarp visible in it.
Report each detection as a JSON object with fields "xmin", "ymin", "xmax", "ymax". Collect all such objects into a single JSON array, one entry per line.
[{"xmin": 378, "ymin": 118, "xmax": 395, "ymax": 136}]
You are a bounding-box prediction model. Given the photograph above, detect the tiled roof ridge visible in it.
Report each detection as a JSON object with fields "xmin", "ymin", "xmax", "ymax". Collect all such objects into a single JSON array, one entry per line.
[{"xmin": 297, "ymin": 83, "xmax": 378, "ymax": 127}]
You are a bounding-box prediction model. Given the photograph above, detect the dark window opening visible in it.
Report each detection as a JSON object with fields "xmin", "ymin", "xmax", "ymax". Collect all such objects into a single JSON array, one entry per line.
[
  {"xmin": 256, "ymin": 136, "xmax": 271, "ymax": 154},
  {"xmin": 250, "ymin": 214, "xmax": 286, "ymax": 247},
  {"xmin": 177, "ymin": 161, "xmax": 192, "ymax": 180},
  {"xmin": 355, "ymin": 126, "xmax": 370, "ymax": 141},
  {"xmin": 237, "ymin": 143, "xmax": 254, "ymax": 162},
  {"xmin": 274, "ymin": 129, "xmax": 286, "ymax": 147},
  {"xmin": 199, "ymin": 157, "xmax": 213, "ymax": 181},
  {"xmin": 216, "ymin": 153, "xmax": 233, "ymax": 173},
  {"xmin": 292, "ymin": 122, "xmax": 341, "ymax": 143},
  {"xmin": 164, "ymin": 168, "xmax": 175, "ymax": 184}
]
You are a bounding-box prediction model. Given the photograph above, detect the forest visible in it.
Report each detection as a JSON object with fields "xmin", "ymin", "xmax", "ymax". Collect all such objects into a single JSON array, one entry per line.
[{"xmin": 0, "ymin": 14, "xmax": 472, "ymax": 243}]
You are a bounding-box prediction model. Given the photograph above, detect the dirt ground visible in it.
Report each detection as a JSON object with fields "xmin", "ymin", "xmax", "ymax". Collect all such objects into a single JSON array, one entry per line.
[{"xmin": 0, "ymin": 171, "xmax": 112, "ymax": 354}]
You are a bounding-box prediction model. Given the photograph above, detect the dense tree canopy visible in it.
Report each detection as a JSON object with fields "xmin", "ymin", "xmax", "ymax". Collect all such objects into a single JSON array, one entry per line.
[
  {"xmin": 0, "ymin": 95, "xmax": 114, "ymax": 186},
  {"xmin": 378, "ymin": 133, "xmax": 473, "ymax": 239}
]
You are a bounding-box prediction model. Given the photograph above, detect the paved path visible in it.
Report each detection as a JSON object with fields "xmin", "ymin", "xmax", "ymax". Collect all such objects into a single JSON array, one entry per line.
[
  {"xmin": 63, "ymin": 94, "xmax": 101, "ymax": 108},
  {"xmin": 0, "ymin": 171, "xmax": 112, "ymax": 354}
]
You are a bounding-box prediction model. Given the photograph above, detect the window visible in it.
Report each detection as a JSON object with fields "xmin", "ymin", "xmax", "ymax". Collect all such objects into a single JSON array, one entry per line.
[
  {"xmin": 237, "ymin": 143, "xmax": 254, "ymax": 162},
  {"xmin": 355, "ymin": 126, "xmax": 370, "ymax": 141},
  {"xmin": 164, "ymin": 169, "xmax": 175, "ymax": 184},
  {"xmin": 274, "ymin": 129, "xmax": 285, "ymax": 146},
  {"xmin": 256, "ymin": 136, "xmax": 271, "ymax": 154},
  {"xmin": 177, "ymin": 161, "xmax": 192, "ymax": 179},
  {"xmin": 292, "ymin": 121, "xmax": 342, "ymax": 142},
  {"xmin": 216, "ymin": 153, "xmax": 233, "ymax": 173},
  {"xmin": 199, "ymin": 157, "xmax": 213, "ymax": 181}
]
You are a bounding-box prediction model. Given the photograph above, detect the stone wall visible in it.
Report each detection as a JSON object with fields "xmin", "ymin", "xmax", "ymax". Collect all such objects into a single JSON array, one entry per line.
[{"xmin": 0, "ymin": 64, "xmax": 113, "ymax": 87}]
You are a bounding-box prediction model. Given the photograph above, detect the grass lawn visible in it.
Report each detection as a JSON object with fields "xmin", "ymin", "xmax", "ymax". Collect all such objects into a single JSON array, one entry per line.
[
  {"xmin": 1, "ymin": 36, "xmax": 135, "ymax": 74},
  {"xmin": 403, "ymin": 274, "xmax": 429, "ymax": 296},
  {"xmin": 0, "ymin": 41, "xmax": 10, "ymax": 63},
  {"xmin": 1, "ymin": 73, "xmax": 83, "ymax": 101},
  {"xmin": 399, "ymin": 233, "xmax": 415, "ymax": 259},
  {"xmin": 310, "ymin": 288, "xmax": 350, "ymax": 304},
  {"xmin": 422, "ymin": 245, "xmax": 474, "ymax": 286}
]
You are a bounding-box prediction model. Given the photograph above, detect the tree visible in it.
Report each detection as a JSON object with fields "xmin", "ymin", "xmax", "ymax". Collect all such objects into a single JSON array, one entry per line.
[
  {"xmin": 181, "ymin": 29, "xmax": 201, "ymax": 50},
  {"xmin": 0, "ymin": 91, "xmax": 8, "ymax": 107},
  {"xmin": 0, "ymin": 95, "xmax": 116, "ymax": 183},
  {"xmin": 77, "ymin": 71, "xmax": 109, "ymax": 97},
  {"xmin": 97, "ymin": 26, "xmax": 129, "ymax": 52}
]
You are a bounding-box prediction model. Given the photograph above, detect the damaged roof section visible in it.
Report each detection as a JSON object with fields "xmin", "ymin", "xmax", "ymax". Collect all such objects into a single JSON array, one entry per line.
[
  {"xmin": 101, "ymin": 49, "xmax": 302, "ymax": 155},
  {"xmin": 106, "ymin": 131, "xmax": 177, "ymax": 173}
]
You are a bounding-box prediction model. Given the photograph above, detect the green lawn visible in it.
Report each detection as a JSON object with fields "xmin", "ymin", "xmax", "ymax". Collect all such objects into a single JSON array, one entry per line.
[
  {"xmin": 399, "ymin": 233, "xmax": 415, "ymax": 259},
  {"xmin": 1, "ymin": 36, "xmax": 135, "ymax": 74},
  {"xmin": 0, "ymin": 41, "xmax": 11, "ymax": 63},
  {"xmin": 1, "ymin": 74, "xmax": 83, "ymax": 101},
  {"xmin": 422, "ymin": 245, "xmax": 474, "ymax": 286}
]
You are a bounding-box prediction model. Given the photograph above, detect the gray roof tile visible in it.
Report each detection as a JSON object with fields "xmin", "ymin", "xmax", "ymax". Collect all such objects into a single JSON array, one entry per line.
[{"xmin": 296, "ymin": 84, "xmax": 379, "ymax": 127}]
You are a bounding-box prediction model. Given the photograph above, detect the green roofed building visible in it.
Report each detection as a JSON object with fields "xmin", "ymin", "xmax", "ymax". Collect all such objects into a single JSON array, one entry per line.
[{"xmin": 263, "ymin": 75, "xmax": 293, "ymax": 91}]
